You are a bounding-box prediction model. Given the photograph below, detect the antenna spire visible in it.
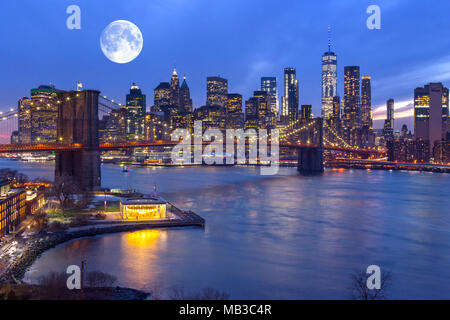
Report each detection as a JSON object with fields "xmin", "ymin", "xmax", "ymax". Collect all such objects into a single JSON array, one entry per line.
[{"xmin": 328, "ymin": 25, "xmax": 331, "ymax": 52}]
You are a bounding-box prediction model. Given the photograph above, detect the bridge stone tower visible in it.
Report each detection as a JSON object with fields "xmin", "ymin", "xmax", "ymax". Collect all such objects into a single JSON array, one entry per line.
[
  {"xmin": 297, "ymin": 118, "xmax": 324, "ymax": 172},
  {"xmin": 55, "ymin": 90, "xmax": 101, "ymax": 191}
]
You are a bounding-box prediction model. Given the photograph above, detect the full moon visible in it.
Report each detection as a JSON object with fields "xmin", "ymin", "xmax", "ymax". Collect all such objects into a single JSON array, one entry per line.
[{"xmin": 100, "ymin": 20, "xmax": 143, "ymax": 64}]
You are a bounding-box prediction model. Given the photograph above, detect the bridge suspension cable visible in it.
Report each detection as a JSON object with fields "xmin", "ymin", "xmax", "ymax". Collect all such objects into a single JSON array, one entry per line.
[
  {"xmin": 322, "ymin": 121, "xmax": 356, "ymax": 150},
  {"xmin": 279, "ymin": 120, "xmax": 318, "ymax": 141},
  {"xmin": 98, "ymin": 95, "xmax": 123, "ymax": 110}
]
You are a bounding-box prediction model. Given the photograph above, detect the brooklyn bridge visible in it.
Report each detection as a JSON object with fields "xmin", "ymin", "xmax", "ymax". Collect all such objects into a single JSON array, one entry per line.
[{"xmin": 0, "ymin": 90, "xmax": 386, "ymax": 190}]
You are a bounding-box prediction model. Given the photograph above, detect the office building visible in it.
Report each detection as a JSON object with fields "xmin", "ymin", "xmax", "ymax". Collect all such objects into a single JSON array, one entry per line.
[
  {"xmin": 153, "ymin": 82, "xmax": 171, "ymax": 112},
  {"xmin": 227, "ymin": 94, "xmax": 243, "ymax": 114},
  {"xmin": 125, "ymin": 83, "xmax": 146, "ymax": 141},
  {"xmin": 226, "ymin": 94, "xmax": 244, "ymax": 129},
  {"xmin": 301, "ymin": 105, "xmax": 312, "ymax": 119},
  {"xmin": 343, "ymin": 66, "xmax": 361, "ymax": 129},
  {"xmin": 179, "ymin": 76, "xmax": 193, "ymax": 113},
  {"xmin": 170, "ymin": 68, "xmax": 180, "ymax": 108},
  {"xmin": 321, "ymin": 34, "xmax": 337, "ymax": 120},
  {"xmin": 0, "ymin": 181, "xmax": 26, "ymax": 238},
  {"xmin": 414, "ymin": 83, "xmax": 449, "ymax": 154},
  {"xmin": 261, "ymin": 77, "xmax": 278, "ymax": 116},
  {"xmin": 281, "ymin": 68, "xmax": 299, "ymax": 123},
  {"xmin": 361, "ymin": 76, "xmax": 373, "ymax": 130},
  {"xmin": 332, "ymin": 96, "xmax": 341, "ymax": 120},
  {"xmin": 383, "ymin": 99, "xmax": 395, "ymax": 142},
  {"xmin": 206, "ymin": 76, "xmax": 228, "ymax": 108},
  {"xmin": 18, "ymin": 85, "xmax": 63, "ymax": 144},
  {"xmin": 244, "ymin": 97, "xmax": 259, "ymax": 129}
]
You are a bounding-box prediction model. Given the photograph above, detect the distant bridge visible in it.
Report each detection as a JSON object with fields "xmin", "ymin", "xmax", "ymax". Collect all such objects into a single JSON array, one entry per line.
[
  {"xmin": 0, "ymin": 89, "xmax": 387, "ymax": 190},
  {"xmin": 0, "ymin": 141, "xmax": 384, "ymax": 156}
]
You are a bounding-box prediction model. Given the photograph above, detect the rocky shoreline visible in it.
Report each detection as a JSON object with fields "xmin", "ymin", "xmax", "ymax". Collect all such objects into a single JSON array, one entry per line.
[{"xmin": 1, "ymin": 220, "xmax": 199, "ymax": 283}]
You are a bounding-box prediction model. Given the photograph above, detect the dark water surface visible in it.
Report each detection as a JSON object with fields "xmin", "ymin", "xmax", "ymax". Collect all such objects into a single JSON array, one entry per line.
[{"xmin": 2, "ymin": 159, "xmax": 449, "ymax": 299}]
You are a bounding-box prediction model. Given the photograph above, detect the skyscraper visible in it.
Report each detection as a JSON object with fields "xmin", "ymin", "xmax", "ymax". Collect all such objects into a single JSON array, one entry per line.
[
  {"xmin": 254, "ymin": 90, "xmax": 271, "ymax": 128},
  {"xmin": 170, "ymin": 68, "xmax": 180, "ymax": 108},
  {"xmin": 329, "ymin": 96, "xmax": 342, "ymax": 139},
  {"xmin": 321, "ymin": 28, "xmax": 337, "ymax": 120},
  {"xmin": 332, "ymin": 96, "xmax": 341, "ymax": 120},
  {"xmin": 101, "ymin": 108, "xmax": 126, "ymax": 142},
  {"xmin": 361, "ymin": 76, "xmax": 373, "ymax": 129},
  {"xmin": 18, "ymin": 85, "xmax": 63, "ymax": 144},
  {"xmin": 18, "ymin": 97, "xmax": 32, "ymax": 144},
  {"xmin": 387, "ymin": 98, "xmax": 394, "ymax": 129},
  {"xmin": 244, "ymin": 97, "xmax": 259, "ymax": 129},
  {"xmin": 282, "ymin": 68, "xmax": 299, "ymax": 122},
  {"xmin": 261, "ymin": 77, "xmax": 278, "ymax": 116},
  {"xmin": 343, "ymin": 66, "xmax": 361, "ymax": 129},
  {"xmin": 125, "ymin": 83, "xmax": 146, "ymax": 141},
  {"xmin": 301, "ymin": 105, "xmax": 312, "ymax": 119},
  {"xmin": 414, "ymin": 83, "xmax": 449, "ymax": 154},
  {"xmin": 226, "ymin": 94, "xmax": 244, "ymax": 129},
  {"xmin": 227, "ymin": 93, "xmax": 243, "ymax": 113},
  {"xmin": 206, "ymin": 76, "xmax": 228, "ymax": 108},
  {"xmin": 153, "ymin": 82, "xmax": 171, "ymax": 112},
  {"xmin": 179, "ymin": 76, "xmax": 193, "ymax": 113},
  {"xmin": 383, "ymin": 99, "xmax": 394, "ymax": 141}
]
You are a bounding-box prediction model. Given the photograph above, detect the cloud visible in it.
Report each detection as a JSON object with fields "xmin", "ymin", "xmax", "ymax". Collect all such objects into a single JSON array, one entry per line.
[
  {"xmin": 235, "ymin": 59, "xmax": 271, "ymax": 94},
  {"xmin": 372, "ymin": 99, "xmax": 414, "ymax": 121},
  {"xmin": 373, "ymin": 56, "xmax": 450, "ymax": 93}
]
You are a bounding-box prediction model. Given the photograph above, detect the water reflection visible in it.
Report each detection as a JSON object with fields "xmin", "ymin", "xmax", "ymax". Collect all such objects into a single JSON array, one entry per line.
[
  {"xmin": 116, "ymin": 230, "xmax": 167, "ymax": 289},
  {"xmin": 124, "ymin": 230, "xmax": 165, "ymax": 249},
  {"xmin": 3, "ymin": 159, "xmax": 450, "ymax": 299}
]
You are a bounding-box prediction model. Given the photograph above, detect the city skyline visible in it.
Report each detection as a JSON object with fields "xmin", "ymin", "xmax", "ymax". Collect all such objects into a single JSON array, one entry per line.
[
  {"xmin": 1, "ymin": 0, "xmax": 450, "ymax": 132},
  {"xmin": 1, "ymin": 1, "xmax": 450, "ymax": 303}
]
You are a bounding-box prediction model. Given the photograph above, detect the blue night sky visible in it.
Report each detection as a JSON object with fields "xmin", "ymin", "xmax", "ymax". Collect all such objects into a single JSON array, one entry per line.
[{"xmin": 1, "ymin": 0, "xmax": 450, "ymax": 131}]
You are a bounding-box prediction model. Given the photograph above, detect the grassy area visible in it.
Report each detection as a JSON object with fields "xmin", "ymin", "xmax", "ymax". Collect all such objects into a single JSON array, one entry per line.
[
  {"xmin": 41, "ymin": 201, "xmax": 121, "ymax": 231},
  {"xmin": 48, "ymin": 202, "xmax": 120, "ymax": 217}
]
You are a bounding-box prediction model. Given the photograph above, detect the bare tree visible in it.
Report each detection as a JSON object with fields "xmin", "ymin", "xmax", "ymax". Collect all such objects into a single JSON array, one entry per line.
[
  {"xmin": 85, "ymin": 271, "xmax": 117, "ymax": 288},
  {"xmin": 167, "ymin": 284, "xmax": 187, "ymax": 300},
  {"xmin": 76, "ymin": 191, "xmax": 94, "ymax": 210},
  {"xmin": 50, "ymin": 175, "xmax": 82, "ymax": 209},
  {"xmin": 30, "ymin": 211, "xmax": 48, "ymax": 231},
  {"xmin": 168, "ymin": 284, "xmax": 230, "ymax": 300},
  {"xmin": 191, "ymin": 287, "xmax": 231, "ymax": 300},
  {"xmin": 0, "ymin": 168, "xmax": 29, "ymax": 184},
  {"xmin": 37, "ymin": 271, "xmax": 72, "ymax": 299},
  {"xmin": 350, "ymin": 269, "xmax": 391, "ymax": 300}
]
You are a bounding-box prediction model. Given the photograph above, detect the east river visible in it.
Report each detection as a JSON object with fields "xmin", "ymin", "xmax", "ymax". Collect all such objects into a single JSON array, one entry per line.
[{"xmin": 1, "ymin": 158, "xmax": 449, "ymax": 299}]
